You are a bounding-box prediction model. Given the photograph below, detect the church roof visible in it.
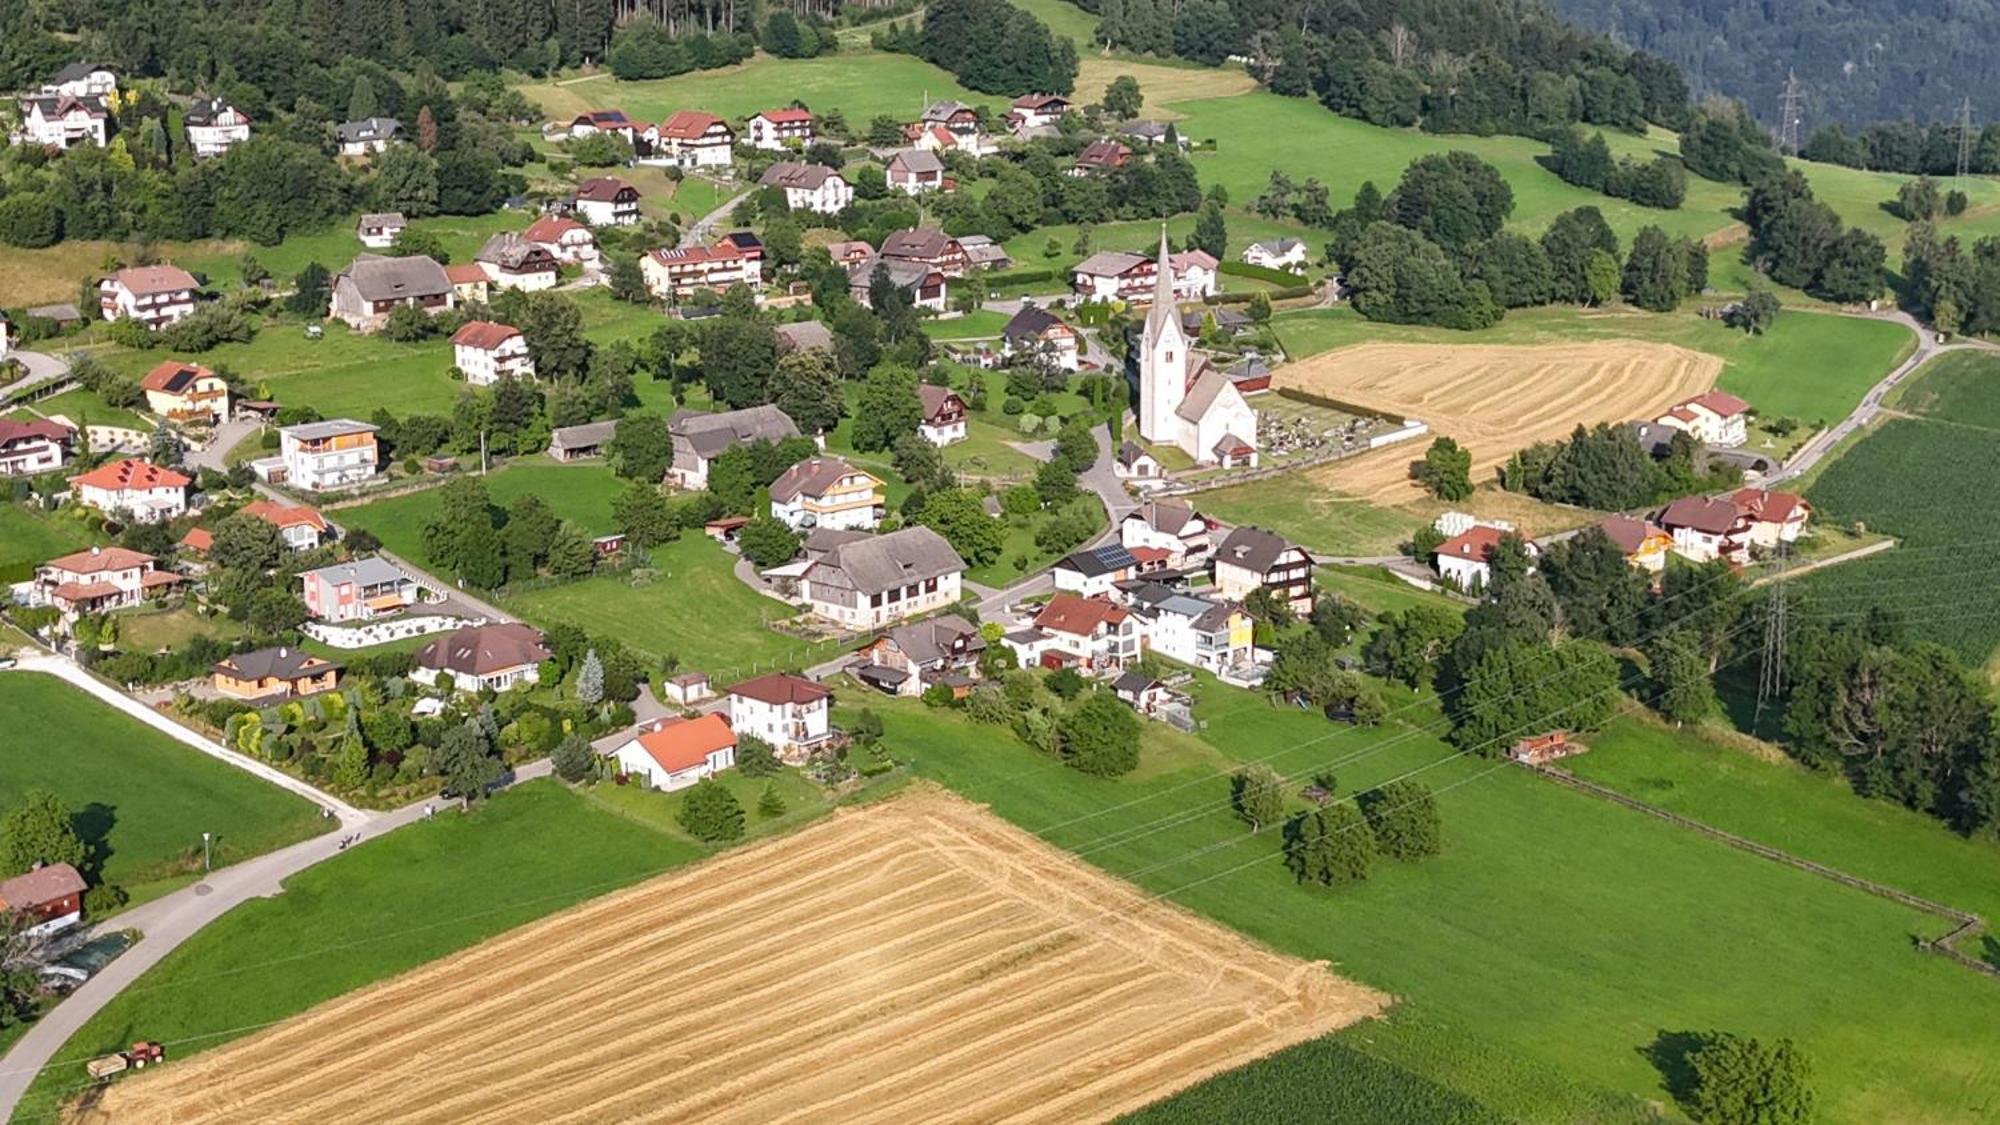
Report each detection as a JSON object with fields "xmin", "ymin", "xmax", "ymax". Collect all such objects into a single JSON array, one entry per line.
[
  {"xmin": 1175, "ymin": 368, "xmax": 1238, "ymax": 425},
  {"xmin": 1142, "ymin": 226, "xmax": 1179, "ymax": 342}
]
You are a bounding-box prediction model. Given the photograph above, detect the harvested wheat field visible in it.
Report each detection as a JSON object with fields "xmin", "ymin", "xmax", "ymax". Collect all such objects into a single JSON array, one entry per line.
[
  {"xmin": 76, "ymin": 787, "xmax": 1386, "ymax": 1125},
  {"xmin": 1275, "ymin": 340, "xmax": 1722, "ymax": 502}
]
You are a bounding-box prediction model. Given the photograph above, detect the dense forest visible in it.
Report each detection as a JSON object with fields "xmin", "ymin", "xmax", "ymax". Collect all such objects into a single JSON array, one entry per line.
[{"xmin": 1551, "ymin": 0, "xmax": 2000, "ymax": 130}]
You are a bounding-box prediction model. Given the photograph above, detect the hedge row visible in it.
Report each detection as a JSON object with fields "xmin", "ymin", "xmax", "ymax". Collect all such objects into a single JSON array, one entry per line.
[{"xmin": 1220, "ymin": 259, "xmax": 1310, "ymax": 285}]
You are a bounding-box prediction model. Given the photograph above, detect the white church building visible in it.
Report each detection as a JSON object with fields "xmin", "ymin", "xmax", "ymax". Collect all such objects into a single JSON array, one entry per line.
[{"xmin": 1136, "ymin": 231, "xmax": 1259, "ymax": 468}]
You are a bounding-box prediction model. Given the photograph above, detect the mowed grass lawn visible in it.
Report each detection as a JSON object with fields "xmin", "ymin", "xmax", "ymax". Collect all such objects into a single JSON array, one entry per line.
[
  {"xmin": 338, "ymin": 458, "xmax": 627, "ymax": 561},
  {"xmin": 872, "ymin": 685, "xmax": 2000, "ymax": 1123},
  {"xmin": 0, "ymin": 673, "xmax": 325, "ymax": 906},
  {"xmin": 11, "ymin": 781, "xmax": 700, "ymax": 1122},
  {"xmin": 518, "ymin": 51, "xmax": 992, "ymax": 125},
  {"xmin": 8, "ymin": 387, "xmax": 152, "ymax": 433},
  {"xmin": 0, "ymin": 503, "xmax": 95, "ymax": 580}
]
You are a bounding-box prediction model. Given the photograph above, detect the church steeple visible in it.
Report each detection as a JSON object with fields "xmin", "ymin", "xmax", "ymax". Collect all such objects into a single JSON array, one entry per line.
[
  {"xmin": 1137, "ymin": 224, "xmax": 1190, "ymax": 445},
  {"xmin": 1142, "ymin": 224, "xmax": 1177, "ymax": 340}
]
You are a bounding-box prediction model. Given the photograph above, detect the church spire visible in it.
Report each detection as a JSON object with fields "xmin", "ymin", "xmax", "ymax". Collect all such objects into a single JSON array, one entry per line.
[{"xmin": 1143, "ymin": 223, "xmax": 1176, "ymax": 339}]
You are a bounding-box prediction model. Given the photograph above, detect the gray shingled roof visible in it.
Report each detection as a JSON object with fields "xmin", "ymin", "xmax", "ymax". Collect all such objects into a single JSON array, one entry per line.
[
  {"xmin": 1214, "ymin": 526, "xmax": 1300, "ymax": 573},
  {"xmin": 550, "ymin": 420, "xmax": 619, "ymax": 451},
  {"xmin": 887, "ymin": 149, "xmax": 944, "ymax": 175},
  {"xmin": 769, "ymin": 456, "xmax": 867, "ymax": 503},
  {"xmin": 774, "ymin": 320, "xmax": 834, "ymax": 353},
  {"xmin": 339, "ymin": 254, "xmax": 450, "ymax": 302},
  {"xmin": 214, "ymin": 646, "xmax": 338, "ymax": 682},
  {"xmin": 668, "ymin": 404, "xmax": 801, "ymax": 459},
  {"xmin": 809, "ymin": 526, "xmax": 965, "ymax": 596},
  {"xmin": 758, "ymin": 162, "xmax": 841, "ymax": 190},
  {"xmin": 336, "ymin": 116, "xmax": 401, "ymax": 143},
  {"xmin": 884, "ymin": 614, "xmax": 982, "ymax": 665}
]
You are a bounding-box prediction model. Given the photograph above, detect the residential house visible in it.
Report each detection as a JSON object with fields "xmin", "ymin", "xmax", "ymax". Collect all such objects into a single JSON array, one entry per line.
[
  {"xmin": 335, "ymin": 116, "xmax": 401, "ymax": 156},
  {"xmin": 1070, "ymin": 249, "xmax": 1217, "ymax": 303},
  {"xmin": 1005, "ymin": 594, "xmax": 1141, "ymax": 674},
  {"xmin": 1659, "ymin": 495, "xmax": 1751, "ymax": 565},
  {"xmin": 1211, "ymin": 526, "xmax": 1314, "ymax": 615},
  {"xmin": 667, "ymin": 404, "xmax": 802, "ymax": 488},
  {"xmin": 769, "ymin": 456, "xmax": 884, "ymax": 532},
  {"xmin": 758, "ymin": 162, "xmax": 854, "ymax": 215},
  {"xmin": 1656, "ymin": 391, "xmax": 1751, "ymax": 448},
  {"xmin": 798, "ymin": 525, "xmax": 966, "ymax": 628},
  {"xmin": 211, "ymin": 647, "xmax": 340, "ymax": 701},
  {"xmin": 885, "ymin": 148, "xmax": 947, "ymax": 194},
  {"xmin": 445, "ymin": 263, "xmax": 491, "ymax": 304},
  {"xmin": 140, "ymin": 361, "xmax": 229, "ymax": 424},
  {"xmin": 68, "ymin": 459, "xmax": 190, "ymax": 523},
  {"xmin": 1070, "ymin": 138, "xmax": 1131, "ymax": 176},
  {"xmin": 915, "ymin": 99, "xmax": 980, "ymax": 139},
  {"xmin": 880, "ymin": 229, "xmax": 969, "ymax": 277},
  {"xmin": 1731, "ymin": 487, "xmax": 1812, "ymax": 550},
  {"xmin": 239, "ymin": 499, "xmax": 330, "ymax": 550},
  {"xmin": 32, "ymin": 546, "xmax": 181, "ymax": 617},
  {"xmin": 774, "ymin": 320, "xmax": 835, "ymax": 355},
  {"xmin": 1055, "ymin": 543, "xmax": 1148, "ymax": 598},
  {"xmin": 1434, "ymin": 525, "xmax": 1535, "ymax": 591},
  {"xmin": 823, "ymin": 240, "xmax": 875, "ymax": 269},
  {"xmin": 847, "ymin": 257, "xmax": 947, "ymax": 311},
  {"xmin": 1007, "ymin": 93, "xmax": 1070, "ymax": 132},
  {"xmin": 451, "ymin": 321, "xmax": 535, "ymax": 386},
  {"xmin": 572, "ymin": 177, "xmax": 641, "ymax": 226},
  {"xmin": 299, "ymin": 557, "xmax": 419, "ymax": 622},
  {"xmin": 854, "ymin": 614, "xmax": 984, "ymax": 697},
  {"xmin": 548, "ymin": 419, "xmax": 618, "ymax": 462},
  {"xmin": 1124, "ymin": 583, "xmax": 1253, "ymax": 673},
  {"xmin": 41, "ymin": 62, "xmax": 117, "ymax": 97},
  {"xmin": 916, "ymin": 384, "xmax": 968, "ymax": 446},
  {"xmin": 523, "ymin": 215, "xmax": 599, "ymax": 265},
  {"xmin": 661, "ymin": 670, "xmax": 713, "ymax": 705},
  {"xmin": 1118, "ymin": 120, "xmax": 1187, "ymax": 147},
  {"xmin": 183, "ymin": 98, "xmax": 251, "ymax": 157},
  {"xmin": 99, "ymin": 265, "xmax": 198, "ymax": 329},
  {"xmin": 1000, "ymin": 307, "xmax": 1080, "ymax": 372},
  {"xmin": 956, "ymin": 234, "xmax": 1012, "ymax": 270},
  {"xmin": 415, "ymin": 622, "xmax": 552, "ymax": 693},
  {"xmin": 746, "ymin": 107, "xmax": 813, "ymax": 149},
  {"xmin": 15, "ymin": 95, "xmax": 108, "ymax": 149},
  {"xmin": 1115, "ymin": 441, "xmax": 1161, "ymax": 481},
  {"xmin": 0, "ymin": 419, "xmax": 75, "ymax": 477},
  {"xmin": 356, "ymin": 212, "xmax": 406, "ymax": 249},
  {"xmin": 272, "ymin": 419, "xmax": 380, "ymax": 491},
  {"xmin": 568, "ymin": 109, "xmax": 637, "ymax": 144},
  {"xmin": 1242, "ymin": 238, "xmax": 1308, "ymax": 271},
  {"xmin": 1113, "ymin": 670, "xmax": 1172, "ymax": 714},
  {"xmin": 0, "ymin": 864, "xmax": 87, "ymax": 939},
  {"xmin": 726, "ymin": 673, "xmax": 833, "ymax": 762},
  {"xmin": 643, "ymin": 232, "xmax": 764, "ymax": 299},
  {"xmin": 610, "ymin": 713, "xmax": 737, "ymax": 790},
  {"xmin": 1121, "ymin": 498, "xmax": 1212, "ymax": 567},
  {"xmin": 475, "ymin": 232, "xmax": 559, "ymax": 292},
  {"xmin": 329, "ymin": 254, "xmax": 454, "ymax": 332},
  {"xmin": 1599, "ymin": 515, "xmax": 1674, "ymax": 575},
  {"xmin": 647, "ymin": 110, "xmax": 734, "ymax": 168}
]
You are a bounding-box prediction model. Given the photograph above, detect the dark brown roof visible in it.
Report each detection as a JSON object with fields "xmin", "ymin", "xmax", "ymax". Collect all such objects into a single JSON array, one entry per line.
[
  {"xmin": 415, "ymin": 623, "xmax": 551, "ymax": 675},
  {"xmin": 451, "ymin": 320, "xmax": 523, "ymax": 350},
  {"xmin": 728, "ymin": 673, "xmax": 831, "ymax": 706},
  {"xmin": 214, "ymin": 646, "xmax": 339, "ymax": 682},
  {"xmin": 916, "ymin": 383, "xmax": 965, "ymax": 424},
  {"xmin": 1213, "ymin": 526, "xmax": 1302, "ymax": 573}
]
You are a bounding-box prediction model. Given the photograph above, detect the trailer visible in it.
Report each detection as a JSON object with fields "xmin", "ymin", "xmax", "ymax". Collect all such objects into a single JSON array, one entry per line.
[{"xmin": 84, "ymin": 1041, "xmax": 164, "ymax": 1081}]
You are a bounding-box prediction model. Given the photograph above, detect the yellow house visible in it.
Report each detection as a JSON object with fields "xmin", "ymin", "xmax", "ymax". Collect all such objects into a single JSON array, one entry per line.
[
  {"xmin": 141, "ymin": 360, "xmax": 229, "ymax": 424},
  {"xmin": 1600, "ymin": 515, "xmax": 1674, "ymax": 575},
  {"xmin": 211, "ymin": 646, "xmax": 340, "ymax": 701},
  {"xmin": 769, "ymin": 456, "xmax": 885, "ymax": 533}
]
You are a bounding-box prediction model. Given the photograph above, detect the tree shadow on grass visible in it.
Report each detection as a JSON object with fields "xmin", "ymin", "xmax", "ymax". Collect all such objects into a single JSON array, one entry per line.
[
  {"xmin": 1641, "ymin": 1029, "xmax": 1708, "ymax": 1109},
  {"xmin": 72, "ymin": 801, "xmax": 116, "ymax": 882}
]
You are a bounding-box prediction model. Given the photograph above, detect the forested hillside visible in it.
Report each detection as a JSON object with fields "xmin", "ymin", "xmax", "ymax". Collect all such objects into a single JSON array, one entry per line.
[{"xmin": 1551, "ymin": 0, "xmax": 2000, "ymax": 128}]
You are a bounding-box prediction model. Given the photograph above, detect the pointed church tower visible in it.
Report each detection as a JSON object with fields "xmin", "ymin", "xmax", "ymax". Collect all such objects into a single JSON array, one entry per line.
[{"xmin": 1137, "ymin": 226, "xmax": 1190, "ymax": 444}]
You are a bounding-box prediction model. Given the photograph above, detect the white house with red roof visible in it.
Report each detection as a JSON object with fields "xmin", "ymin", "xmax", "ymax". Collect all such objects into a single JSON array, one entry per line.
[
  {"xmin": 140, "ymin": 360, "xmax": 229, "ymax": 424},
  {"xmin": 99, "ymin": 265, "xmax": 199, "ymax": 329},
  {"xmin": 69, "ymin": 459, "xmax": 191, "ymax": 522},
  {"xmin": 1730, "ymin": 487, "xmax": 1812, "ymax": 550},
  {"xmin": 1069, "ymin": 138, "xmax": 1132, "ymax": 177},
  {"xmin": 757, "ymin": 162, "xmax": 853, "ymax": 215},
  {"xmin": 572, "ymin": 177, "xmax": 641, "ymax": 226},
  {"xmin": 1434, "ymin": 525, "xmax": 1535, "ymax": 591},
  {"xmin": 611, "ymin": 713, "xmax": 738, "ymax": 790},
  {"xmin": 1008, "ymin": 93, "xmax": 1070, "ymax": 133},
  {"xmin": 522, "ymin": 215, "xmax": 598, "ymax": 265},
  {"xmin": 1659, "ymin": 495, "xmax": 1752, "ymax": 565},
  {"xmin": 0, "ymin": 419, "xmax": 76, "ymax": 477},
  {"xmin": 1657, "ymin": 391, "xmax": 1751, "ymax": 448},
  {"xmin": 746, "ymin": 108, "xmax": 813, "ymax": 150},
  {"xmin": 642, "ymin": 233, "xmax": 764, "ymax": 299},
  {"xmin": 646, "ymin": 110, "xmax": 734, "ymax": 168},
  {"xmin": 1004, "ymin": 593, "xmax": 1142, "ymax": 674},
  {"xmin": 33, "ymin": 546, "xmax": 181, "ymax": 617},
  {"xmin": 568, "ymin": 109, "xmax": 637, "ymax": 144},
  {"xmin": 1070, "ymin": 247, "xmax": 1218, "ymax": 303},
  {"xmin": 239, "ymin": 499, "xmax": 331, "ymax": 550},
  {"xmin": 726, "ymin": 674, "xmax": 832, "ymax": 761},
  {"xmin": 451, "ymin": 321, "xmax": 534, "ymax": 386}
]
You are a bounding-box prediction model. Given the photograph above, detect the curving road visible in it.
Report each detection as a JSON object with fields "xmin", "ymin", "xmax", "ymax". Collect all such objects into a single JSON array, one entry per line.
[
  {"xmin": 0, "ymin": 350, "xmax": 71, "ymax": 401},
  {"xmin": 1766, "ymin": 310, "xmax": 1943, "ymax": 485}
]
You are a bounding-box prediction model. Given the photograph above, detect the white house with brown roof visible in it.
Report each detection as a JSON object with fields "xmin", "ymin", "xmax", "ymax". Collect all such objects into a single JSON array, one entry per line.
[
  {"xmin": 184, "ymin": 98, "xmax": 252, "ymax": 157},
  {"xmin": 854, "ymin": 614, "xmax": 984, "ymax": 697},
  {"xmin": 769, "ymin": 456, "xmax": 884, "ymax": 532},
  {"xmin": 16, "ymin": 95, "xmax": 108, "ymax": 149},
  {"xmin": 0, "ymin": 419, "xmax": 75, "ymax": 477},
  {"xmin": 1070, "ymin": 138, "xmax": 1132, "ymax": 177},
  {"xmin": 1657, "ymin": 391, "xmax": 1751, "ymax": 448},
  {"xmin": 572, "ymin": 177, "xmax": 641, "ymax": 226},
  {"xmin": 1121, "ymin": 498, "xmax": 1212, "ymax": 567},
  {"xmin": 523, "ymin": 215, "xmax": 598, "ymax": 265},
  {"xmin": 415, "ymin": 623, "xmax": 552, "ymax": 693},
  {"xmin": 1000, "ymin": 307, "xmax": 1080, "ymax": 372},
  {"xmin": 798, "ymin": 525, "xmax": 966, "ymax": 628},
  {"xmin": 885, "ymin": 149, "xmax": 946, "ymax": 195},
  {"xmin": 880, "ymin": 229, "xmax": 969, "ymax": 277},
  {"xmin": 916, "ymin": 384, "xmax": 968, "ymax": 446},
  {"xmin": 746, "ymin": 108, "xmax": 814, "ymax": 149},
  {"xmin": 1008, "ymin": 93, "xmax": 1070, "ymax": 132},
  {"xmin": 239, "ymin": 499, "xmax": 331, "ymax": 550},
  {"xmin": 643, "ymin": 233, "xmax": 764, "ymax": 299},
  {"xmin": 356, "ymin": 212, "xmax": 406, "ymax": 249},
  {"xmin": 610, "ymin": 713, "xmax": 737, "ymax": 790},
  {"xmin": 1659, "ymin": 495, "xmax": 1751, "ymax": 565},
  {"xmin": 646, "ymin": 110, "xmax": 734, "ymax": 168},
  {"xmin": 1006, "ymin": 593, "xmax": 1141, "ymax": 674},
  {"xmin": 1212, "ymin": 526, "xmax": 1313, "ymax": 615},
  {"xmin": 32, "ymin": 546, "xmax": 181, "ymax": 618},
  {"xmin": 140, "ymin": 361, "xmax": 229, "ymax": 424},
  {"xmin": 726, "ymin": 674, "xmax": 832, "ymax": 761},
  {"xmin": 1071, "ymin": 246, "xmax": 1218, "ymax": 304},
  {"xmin": 451, "ymin": 321, "xmax": 534, "ymax": 385},
  {"xmin": 1730, "ymin": 488, "xmax": 1812, "ymax": 551},
  {"xmin": 757, "ymin": 162, "xmax": 853, "ymax": 215},
  {"xmin": 69, "ymin": 459, "xmax": 191, "ymax": 522},
  {"xmin": 330, "ymin": 254, "xmax": 454, "ymax": 332},
  {"xmin": 475, "ymin": 233, "xmax": 559, "ymax": 292},
  {"xmin": 99, "ymin": 266, "xmax": 199, "ymax": 329}
]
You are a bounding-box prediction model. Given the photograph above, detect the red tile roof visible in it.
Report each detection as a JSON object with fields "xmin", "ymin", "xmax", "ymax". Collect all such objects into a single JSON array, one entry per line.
[
  {"xmin": 179, "ymin": 527, "xmax": 213, "ymax": 553},
  {"xmin": 657, "ymin": 110, "xmax": 727, "ymax": 140},
  {"xmin": 632, "ymin": 713, "xmax": 736, "ymax": 774},
  {"xmin": 42, "ymin": 545, "xmax": 155, "ymax": 574},
  {"xmin": 728, "ymin": 673, "xmax": 831, "ymax": 706},
  {"xmin": 1731, "ymin": 488, "xmax": 1810, "ymax": 525},
  {"xmin": 140, "ymin": 360, "xmax": 215, "ymax": 394},
  {"xmin": 1688, "ymin": 390, "xmax": 1751, "ymax": 417},
  {"xmin": 69, "ymin": 458, "xmax": 190, "ymax": 492},
  {"xmin": 0, "ymin": 863, "xmax": 86, "ymax": 911},
  {"xmin": 523, "ymin": 215, "xmax": 588, "ymax": 243},
  {"xmin": 444, "ymin": 263, "xmax": 489, "ymax": 285},
  {"xmin": 1437, "ymin": 526, "xmax": 1507, "ymax": 563},
  {"xmin": 450, "ymin": 319, "xmax": 523, "ymax": 350},
  {"xmin": 755, "ymin": 107, "xmax": 812, "ymax": 124},
  {"xmin": 1035, "ymin": 594, "xmax": 1128, "ymax": 636},
  {"xmin": 574, "ymin": 176, "xmax": 635, "ymax": 202},
  {"xmin": 241, "ymin": 499, "xmax": 328, "ymax": 532},
  {"xmin": 110, "ymin": 264, "xmax": 198, "ymax": 295}
]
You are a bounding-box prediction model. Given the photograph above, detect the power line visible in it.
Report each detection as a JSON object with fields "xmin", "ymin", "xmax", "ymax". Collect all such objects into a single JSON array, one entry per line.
[
  {"xmin": 1778, "ymin": 69, "xmax": 1805, "ymax": 154},
  {"xmin": 1756, "ymin": 540, "xmax": 1789, "ymax": 723},
  {"xmin": 1958, "ymin": 97, "xmax": 1975, "ymax": 179}
]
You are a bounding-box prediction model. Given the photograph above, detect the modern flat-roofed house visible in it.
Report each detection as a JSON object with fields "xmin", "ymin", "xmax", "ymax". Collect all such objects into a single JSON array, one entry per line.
[
  {"xmin": 0, "ymin": 863, "xmax": 87, "ymax": 939},
  {"xmin": 523, "ymin": 215, "xmax": 598, "ymax": 265},
  {"xmin": 336, "ymin": 116, "xmax": 401, "ymax": 156},
  {"xmin": 184, "ymin": 98, "xmax": 251, "ymax": 157},
  {"xmin": 568, "ymin": 108, "xmax": 637, "ymax": 143},
  {"xmin": 1599, "ymin": 515, "xmax": 1674, "ymax": 575},
  {"xmin": 885, "ymin": 148, "xmax": 946, "ymax": 195},
  {"xmin": 69, "ymin": 459, "xmax": 191, "ymax": 523},
  {"xmin": 854, "ymin": 614, "xmax": 984, "ymax": 697},
  {"xmin": 1656, "ymin": 391, "xmax": 1751, "ymax": 448},
  {"xmin": 330, "ymin": 254, "xmax": 454, "ymax": 332},
  {"xmin": 1121, "ymin": 498, "xmax": 1212, "ymax": 567},
  {"xmin": 610, "ymin": 713, "xmax": 737, "ymax": 790},
  {"xmin": 274, "ymin": 419, "xmax": 379, "ymax": 491},
  {"xmin": 1071, "ymin": 249, "xmax": 1217, "ymax": 304},
  {"xmin": 1211, "ymin": 526, "xmax": 1314, "ymax": 616},
  {"xmin": 475, "ymin": 232, "xmax": 559, "ymax": 292},
  {"xmin": 915, "ymin": 384, "xmax": 968, "ymax": 446},
  {"xmin": 880, "ymin": 229, "xmax": 969, "ymax": 278},
  {"xmin": 356, "ymin": 212, "xmax": 407, "ymax": 249},
  {"xmin": 746, "ymin": 107, "xmax": 813, "ymax": 149},
  {"xmin": 668, "ymin": 404, "xmax": 801, "ymax": 488},
  {"xmin": 16, "ymin": 95, "xmax": 109, "ymax": 149},
  {"xmin": 798, "ymin": 525, "xmax": 966, "ymax": 628},
  {"xmin": 726, "ymin": 674, "xmax": 832, "ymax": 761},
  {"xmin": 1242, "ymin": 238, "xmax": 1308, "ymax": 271},
  {"xmin": 414, "ymin": 622, "xmax": 552, "ymax": 693},
  {"xmin": 847, "ymin": 257, "xmax": 947, "ymax": 312},
  {"xmin": 140, "ymin": 361, "xmax": 229, "ymax": 424},
  {"xmin": 0, "ymin": 419, "xmax": 76, "ymax": 477},
  {"xmin": 1069, "ymin": 138, "xmax": 1131, "ymax": 176},
  {"xmin": 769, "ymin": 456, "xmax": 884, "ymax": 532},
  {"xmin": 239, "ymin": 499, "xmax": 331, "ymax": 550},
  {"xmin": 451, "ymin": 321, "xmax": 534, "ymax": 386},
  {"xmin": 548, "ymin": 419, "xmax": 618, "ymax": 462},
  {"xmin": 1007, "ymin": 93, "xmax": 1070, "ymax": 133},
  {"xmin": 41, "ymin": 62, "xmax": 117, "ymax": 97},
  {"xmin": 647, "ymin": 110, "xmax": 734, "ymax": 168},
  {"xmin": 1659, "ymin": 495, "xmax": 1750, "ymax": 565},
  {"xmin": 299, "ymin": 557, "xmax": 419, "ymax": 622},
  {"xmin": 100, "ymin": 265, "xmax": 199, "ymax": 329},
  {"xmin": 643, "ymin": 233, "xmax": 764, "ymax": 299},
  {"xmin": 33, "ymin": 546, "xmax": 182, "ymax": 617},
  {"xmin": 572, "ymin": 177, "xmax": 642, "ymax": 226},
  {"xmin": 211, "ymin": 646, "xmax": 341, "ymax": 701},
  {"xmin": 758, "ymin": 162, "xmax": 853, "ymax": 215},
  {"xmin": 1000, "ymin": 307, "xmax": 1080, "ymax": 372}
]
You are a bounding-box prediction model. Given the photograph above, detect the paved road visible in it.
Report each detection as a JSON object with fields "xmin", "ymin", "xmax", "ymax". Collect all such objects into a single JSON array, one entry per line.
[
  {"xmin": 0, "ymin": 349, "xmax": 71, "ymax": 400},
  {"xmin": 978, "ymin": 427, "xmax": 1135, "ymax": 617},
  {"xmin": 678, "ymin": 186, "xmax": 753, "ymax": 249},
  {"xmin": 1767, "ymin": 311, "xmax": 1940, "ymax": 486},
  {"xmin": 186, "ymin": 416, "xmax": 262, "ymax": 473}
]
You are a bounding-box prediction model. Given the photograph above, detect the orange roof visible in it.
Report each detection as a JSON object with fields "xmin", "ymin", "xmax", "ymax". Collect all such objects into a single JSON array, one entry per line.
[
  {"xmin": 450, "ymin": 320, "xmax": 523, "ymax": 350},
  {"xmin": 43, "ymin": 546, "xmax": 155, "ymax": 574},
  {"xmin": 657, "ymin": 110, "xmax": 727, "ymax": 140},
  {"xmin": 1730, "ymin": 488, "xmax": 1810, "ymax": 525},
  {"xmin": 755, "ymin": 107, "xmax": 812, "ymax": 124},
  {"xmin": 50, "ymin": 580, "xmax": 123, "ymax": 602},
  {"xmin": 241, "ymin": 499, "xmax": 328, "ymax": 532},
  {"xmin": 110, "ymin": 264, "xmax": 197, "ymax": 295},
  {"xmin": 1129, "ymin": 546, "xmax": 1172, "ymax": 565},
  {"xmin": 1437, "ymin": 526, "xmax": 1507, "ymax": 563},
  {"xmin": 633, "ymin": 713, "xmax": 737, "ymax": 773},
  {"xmin": 140, "ymin": 360, "xmax": 216, "ymax": 394},
  {"xmin": 69, "ymin": 458, "xmax": 190, "ymax": 492},
  {"xmin": 523, "ymin": 215, "xmax": 588, "ymax": 243},
  {"xmin": 1035, "ymin": 594, "xmax": 1128, "ymax": 637},
  {"xmin": 179, "ymin": 527, "xmax": 214, "ymax": 553}
]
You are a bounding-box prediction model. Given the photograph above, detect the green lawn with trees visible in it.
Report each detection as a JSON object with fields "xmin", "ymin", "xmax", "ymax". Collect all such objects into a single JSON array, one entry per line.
[
  {"xmin": 0, "ymin": 672, "xmax": 326, "ymax": 908},
  {"xmin": 517, "ymin": 51, "xmax": 994, "ymax": 127},
  {"xmin": 339, "ymin": 459, "xmax": 626, "ymax": 562},
  {"xmin": 0, "ymin": 503, "xmax": 95, "ymax": 582}
]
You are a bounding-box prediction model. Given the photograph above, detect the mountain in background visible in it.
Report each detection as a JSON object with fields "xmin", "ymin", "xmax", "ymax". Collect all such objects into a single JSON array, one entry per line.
[{"xmin": 1548, "ymin": 0, "xmax": 2000, "ymax": 128}]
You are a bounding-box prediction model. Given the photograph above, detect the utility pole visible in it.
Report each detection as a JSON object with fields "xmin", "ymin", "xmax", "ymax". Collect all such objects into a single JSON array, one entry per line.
[
  {"xmin": 1755, "ymin": 543, "xmax": 1790, "ymax": 724},
  {"xmin": 1777, "ymin": 70, "xmax": 1805, "ymax": 155},
  {"xmin": 1958, "ymin": 97, "xmax": 1975, "ymax": 178}
]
